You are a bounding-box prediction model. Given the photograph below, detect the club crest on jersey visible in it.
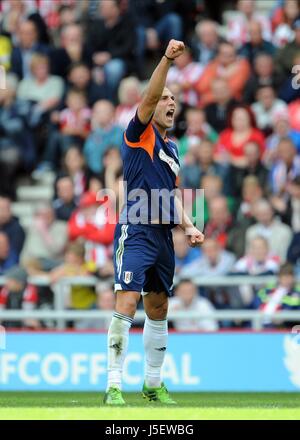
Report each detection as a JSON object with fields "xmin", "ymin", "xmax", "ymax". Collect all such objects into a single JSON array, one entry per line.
[
  {"xmin": 123, "ymin": 271, "xmax": 133, "ymax": 284},
  {"xmin": 158, "ymin": 149, "xmax": 179, "ymax": 176}
]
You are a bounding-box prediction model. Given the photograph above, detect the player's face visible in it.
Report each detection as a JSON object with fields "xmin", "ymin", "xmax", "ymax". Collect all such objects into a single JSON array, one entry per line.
[{"xmin": 153, "ymin": 88, "xmax": 176, "ymax": 130}]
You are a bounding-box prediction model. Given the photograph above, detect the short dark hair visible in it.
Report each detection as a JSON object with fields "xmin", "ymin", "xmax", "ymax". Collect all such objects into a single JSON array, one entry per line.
[
  {"xmin": 66, "ymin": 88, "xmax": 87, "ymax": 100},
  {"xmin": 279, "ymin": 263, "xmax": 295, "ymax": 277},
  {"xmin": 0, "ymin": 193, "xmax": 11, "ymax": 202}
]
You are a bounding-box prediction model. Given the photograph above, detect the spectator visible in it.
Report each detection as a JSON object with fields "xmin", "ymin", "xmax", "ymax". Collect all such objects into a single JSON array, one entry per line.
[
  {"xmin": 1, "ymin": 0, "xmax": 27, "ymax": 40},
  {"xmin": 53, "ymin": 175, "xmax": 78, "ymax": 221},
  {"xmin": 0, "ymin": 232, "xmax": 18, "ymax": 275},
  {"xmin": 173, "ymin": 228, "xmax": 201, "ymax": 275},
  {"xmin": 272, "ymin": 175, "xmax": 300, "ymax": 230},
  {"xmin": 215, "ymin": 105, "xmax": 265, "ymax": 168},
  {"xmin": 88, "ymin": 0, "xmax": 136, "ymax": 101},
  {"xmin": 252, "ymin": 263, "xmax": 300, "ymax": 327},
  {"xmin": 115, "ymin": 76, "xmax": 141, "ymax": 129},
  {"xmin": 180, "ymin": 238, "xmax": 236, "ymax": 278},
  {"xmin": 239, "ymin": 20, "xmax": 275, "ymax": 64},
  {"xmin": 61, "ymin": 146, "xmax": 88, "ymax": 198},
  {"xmin": 0, "ymin": 195, "xmax": 25, "ymax": 260},
  {"xmin": 87, "ymin": 173, "xmax": 104, "ymax": 195},
  {"xmin": 272, "ymin": 0, "xmax": 300, "ymax": 47},
  {"xmin": 275, "ymin": 16, "xmax": 300, "ymax": 76},
  {"xmin": 129, "ymin": 0, "xmax": 183, "ymax": 77},
  {"xmin": 236, "ymin": 175, "xmax": 264, "ymax": 218},
  {"xmin": 51, "ymin": 24, "xmax": 92, "ymax": 78},
  {"xmin": 0, "ymin": 266, "xmax": 39, "ymax": 329},
  {"xmin": 243, "ymin": 53, "xmax": 284, "ymax": 104},
  {"xmin": 251, "ymin": 85, "xmax": 288, "ymax": 135},
  {"xmin": 229, "ymin": 141, "xmax": 269, "ymax": 197},
  {"xmin": 49, "ymin": 240, "xmax": 97, "ymax": 328},
  {"xmin": 204, "ymin": 78, "xmax": 239, "ymax": 133},
  {"xmin": 196, "ymin": 42, "xmax": 251, "ymax": 106},
  {"xmin": 96, "ymin": 283, "xmax": 115, "ymax": 330},
  {"xmin": 169, "ymin": 279, "xmax": 219, "ymax": 331},
  {"xmin": 100, "ymin": 147, "xmax": 123, "ymax": 198},
  {"xmin": 64, "ymin": 62, "xmax": 107, "ymax": 107},
  {"xmin": 0, "ymin": 73, "xmax": 36, "ymax": 180},
  {"xmin": 42, "ymin": 89, "xmax": 91, "ymax": 169},
  {"xmin": 199, "ymin": 174, "xmax": 235, "ymax": 224},
  {"xmin": 232, "ymin": 235, "xmax": 280, "ymax": 309},
  {"xmin": 234, "ymin": 236, "xmax": 280, "ymax": 275},
  {"xmin": 180, "ymin": 139, "xmax": 229, "ymax": 191},
  {"xmin": 83, "ymin": 100, "xmax": 123, "ymax": 174},
  {"xmin": 205, "ymin": 196, "xmax": 234, "ymax": 248},
  {"xmin": 269, "ymin": 137, "xmax": 300, "ymax": 196},
  {"xmin": 226, "ymin": 0, "xmax": 272, "ymax": 47},
  {"xmin": 265, "ymin": 114, "xmax": 300, "ymax": 166},
  {"xmin": 246, "ymin": 199, "xmax": 293, "ymax": 263},
  {"xmin": 287, "ymin": 232, "xmax": 300, "ymax": 268},
  {"xmin": 55, "ymin": 4, "xmax": 79, "ymax": 34},
  {"xmin": 55, "ymin": 88, "xmax": 91, "ymax": 145},
  {"xmin": 68, "ymin": 191, "xmax": 115, "ymax": 271},
  {"xmin": 166, "ymin": 47, "xmax": 203, "ymax": 107},
  {"xmin": 17, "ymin": 53, "xmax": 64, "ymax": 127},
  {"xmin": 227, "ymin": 176, "xmax": 263, "ymax": 258},
  {"xmin": 191, "ymin": 20, "xmax": 220, "ymax": 65},
  {"xmin": 178, "ymin": 107, "xmax": 218, "ymax": 160},
  {"xmin": 21, "ymin": 202, "xmax": 68, "ymax": 269},
  {"xmin": 10, "ymin": 19, "xmax": 49, "ymax": 79}
]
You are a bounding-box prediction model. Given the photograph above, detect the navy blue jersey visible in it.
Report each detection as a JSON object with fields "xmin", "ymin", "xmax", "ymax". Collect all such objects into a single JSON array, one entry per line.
[{"xmin": 119, "ymin": 112, "xmax": 180, "ymax": 226}]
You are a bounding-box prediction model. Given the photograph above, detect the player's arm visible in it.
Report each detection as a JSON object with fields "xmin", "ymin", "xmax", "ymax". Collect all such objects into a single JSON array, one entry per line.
[
  {"xmin": 137, "ymin": 39, "xmax": 185, "ymax": 124},
  {"xmin": 175, "ymin": 194, "xmax": 204, "ymax": 248}
]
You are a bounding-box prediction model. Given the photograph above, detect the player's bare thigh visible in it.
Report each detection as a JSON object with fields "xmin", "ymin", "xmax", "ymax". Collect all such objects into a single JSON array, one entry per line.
[{"xmin": 143, "ymin": 291, "xmax": 168, "ymax": 320}]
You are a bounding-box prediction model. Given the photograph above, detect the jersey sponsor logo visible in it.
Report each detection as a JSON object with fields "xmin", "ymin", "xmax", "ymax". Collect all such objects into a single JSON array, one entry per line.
[
  {"xmin": 158, "ymin": 149, "xmax": 180, "ymax": 176},
  {"xmin": 123, "ymin": 271, "xmax": 133, "ymax": 284}
]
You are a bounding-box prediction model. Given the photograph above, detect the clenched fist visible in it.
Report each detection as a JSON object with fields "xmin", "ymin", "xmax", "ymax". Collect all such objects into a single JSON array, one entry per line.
[
  {"xmin": 185, "ymin": 226, "xmax": 205, "ymax": 248},
  {"xmin": 165, "ymin": 39, "xmax": 185, "ymax": 60}
]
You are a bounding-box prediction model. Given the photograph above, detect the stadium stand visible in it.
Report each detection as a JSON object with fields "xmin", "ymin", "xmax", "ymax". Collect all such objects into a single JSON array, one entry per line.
[{"xmin": 0, "ymin": 0, "xmax": 300, "ymax": 331}]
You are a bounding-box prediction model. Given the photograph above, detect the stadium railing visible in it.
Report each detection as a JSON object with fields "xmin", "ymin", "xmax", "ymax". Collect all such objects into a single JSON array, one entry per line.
[{"xmin": 0, "ymin": 275, "xmax": 299, "ymax": 330}]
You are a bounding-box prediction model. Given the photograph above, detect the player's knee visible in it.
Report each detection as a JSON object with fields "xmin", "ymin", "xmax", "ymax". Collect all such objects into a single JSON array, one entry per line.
[
  {"xmin": 147, "ymin": 301, "xmax": 168, "ymax": 320},
  {"xmin": 115, "ymin": 293, "xmax": 139, "ymax": 318}
]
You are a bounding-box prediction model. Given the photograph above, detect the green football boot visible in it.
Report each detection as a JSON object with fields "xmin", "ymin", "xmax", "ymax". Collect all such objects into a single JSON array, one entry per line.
[
  {"xmin": 142, "ymin": 382, "xmax": 176, "ymax": 404},
  {"xmin": 103, "ymin": 386, "xmax": 126, "ymax": 405}
]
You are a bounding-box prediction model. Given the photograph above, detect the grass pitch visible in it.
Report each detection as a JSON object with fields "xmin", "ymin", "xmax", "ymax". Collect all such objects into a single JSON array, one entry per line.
[{"xmin": 0, "ymin": 392, "xmax": 299, "ymax": 420}]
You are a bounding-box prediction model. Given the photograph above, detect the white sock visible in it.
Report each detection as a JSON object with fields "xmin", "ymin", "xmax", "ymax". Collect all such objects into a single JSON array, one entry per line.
[
  {"xmin": 107, "ymin": 312, "xmax": 132, "ymax": 391},
  {"xmin": 143, "ymin": 316, "xmax": 168, "ymax": 388}
]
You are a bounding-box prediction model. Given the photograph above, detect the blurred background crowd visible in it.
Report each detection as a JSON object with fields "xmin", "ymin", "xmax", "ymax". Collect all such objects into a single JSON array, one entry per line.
[{"xmin": 0, "ymin": 0, "xmax": 300, "ymax": 331}]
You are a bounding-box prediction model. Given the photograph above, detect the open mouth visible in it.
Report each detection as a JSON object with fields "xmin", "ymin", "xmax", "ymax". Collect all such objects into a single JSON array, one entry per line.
[{"xmin": 166, "ymin": 109, "xmax": 175, "ymax": 119}]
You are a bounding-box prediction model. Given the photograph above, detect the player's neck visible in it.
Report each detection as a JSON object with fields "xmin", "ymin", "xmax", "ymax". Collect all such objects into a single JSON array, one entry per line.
[{"xmin": 153, "ymin": 121, "xmax": 167, "ymax": 139}]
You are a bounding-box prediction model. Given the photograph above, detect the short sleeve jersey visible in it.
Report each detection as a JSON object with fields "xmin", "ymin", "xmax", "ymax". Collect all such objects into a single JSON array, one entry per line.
[{"xmin": 119, "ymin": 112, "xmax": 180, "ymax": 226}]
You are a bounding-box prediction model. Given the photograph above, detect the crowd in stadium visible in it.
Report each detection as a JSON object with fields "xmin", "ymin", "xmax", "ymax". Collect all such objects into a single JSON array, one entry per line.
[{"xmin": 0, "ymin": 0, "xmax": 300, "ymax": 330}]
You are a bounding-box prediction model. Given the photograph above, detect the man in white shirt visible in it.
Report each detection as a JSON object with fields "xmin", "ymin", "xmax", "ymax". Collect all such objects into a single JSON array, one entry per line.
[
  {"xmin": 169, "ymin": 279, "xmax": 218, "ymax": 331},
  {"xmin": 246, "ymin": 199, "xmax": 292, "ymax": 263}
]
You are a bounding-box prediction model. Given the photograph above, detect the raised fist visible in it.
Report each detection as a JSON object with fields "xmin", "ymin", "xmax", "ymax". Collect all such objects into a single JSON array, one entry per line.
[{"xmin": 165, "ymin": 39, "xmax": 185, "ymax": 59}]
